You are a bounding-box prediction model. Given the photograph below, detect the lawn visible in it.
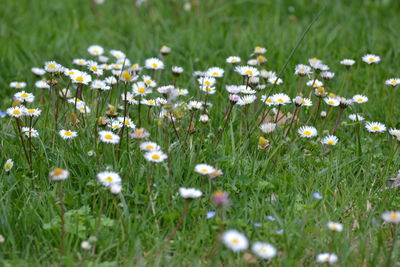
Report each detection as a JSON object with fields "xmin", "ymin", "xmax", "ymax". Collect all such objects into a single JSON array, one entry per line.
[{"xmin": 1, "ymin": 0, "xmax": 400, "ymax": 266}]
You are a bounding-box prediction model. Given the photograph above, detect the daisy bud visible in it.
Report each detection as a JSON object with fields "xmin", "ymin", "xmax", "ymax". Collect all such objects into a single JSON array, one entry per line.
[
  {"xmin": 339, "ymin": 97, "xmax": 352, "ymax": 108},
  {"xmin": 257, "ymin": 55, "xmax": 267, "ymax": 65},
  {"xmin": 87, "ymin": 150, "xmax": 96, "ymax": 157},
  {"xmin": 208, "ymin": 169, "xmax": 223, "ymax": 179},
  {"xmin": 199, "ymin": 114, "xmax": 209, "ymax": 123},
  {"xmin": 81, "ymin": 241, "xmax": 92, "ymax": 250},
  {"xmin": 320, "ymin": 111, "xmax": 327, "ymax": 118},
  {"xmin": 110, "ymin": 183, "xmax": 122, "ymax": 195},
  {"xmin": 258, "ymin": 136, "xmax": 270, "ymax": 150},
  {"xmin": 160, "ymin": 45, "xmax": 171, "ymax": 55},
  {"xmin": 0, "ymin": 235, "xmax": 5, "ymax": 244},
  {"xmin": 172, "ymin": 66, "xmax": 184, "ymax": 76},
  {"xmin": 213, "ymin": 190, "xmax": 229, "ymax": 206},
  {"xmin": 248, "ymin": 76, "xmax": 260, "ymax": 84},
  {"xmin": 229, "ymin": 94, "xmax": 240, "ymax": 103},
  {"xmin": 294, "ymin": 96, "xmax": 303, "ymax": 106}
]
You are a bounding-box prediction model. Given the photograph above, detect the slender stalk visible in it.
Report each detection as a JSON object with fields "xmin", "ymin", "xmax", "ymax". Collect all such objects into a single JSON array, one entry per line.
[
  {"xmin": 57, "ymin": 182, "xmax": 65, "ymax": 257},
  {"xmin": 169, "ymin": 113, "xmax": 180, "ymax": 140},
  {"xmin": 331, "ymin": 108, "xmax": 344, "ymax": 135},
  {"xmin": 15, "ymin": 118, "xmax": 31, "ymax": 168}
]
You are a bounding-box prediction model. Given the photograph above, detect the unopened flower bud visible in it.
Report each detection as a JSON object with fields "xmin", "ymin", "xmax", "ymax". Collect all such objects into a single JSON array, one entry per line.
[{"xmin": 213, "ymin": 190, "xmax": 229, "ymax": 206}]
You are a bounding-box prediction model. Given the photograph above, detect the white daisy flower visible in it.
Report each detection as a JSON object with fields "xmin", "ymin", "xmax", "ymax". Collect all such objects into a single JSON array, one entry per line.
[
  {"xmin": 49, "ymin": 168, "xmax": 70, "ymax": 181},
  {"xmin": 321, "ymin": 135, "xmax": 338, "ymax": 145},
  {"xmin": 271, "ymin": 93, "xmax": 291, "ymax": 105},
  {"xmin": 132, "ymin": 82, "xmax": 152, "ymax": 96},
  {"xmin": 260, "ymin": 122, "xmax": 276, "ymax": 134},
  {"xmin": 108, "ymin": 120, "xmax": 123, "ymax": 131},
  {"xmin": 105, "ymin": 76, "xmax": 117, "ymax": 85},
  {"xmin": 140, "ymin": 142, "xmax": 160, "ymax": 151},
  {"xmin": 306, "ymin": 79, "xmax": 323, "ymax": 87},
  {"xmin": 14, "ymin": 91, "xmax": 35, "ymax": 103},
  {"xmin": 226, "ymin": 56, "xmax": 241, "ymax": 63},
  {"xmin": 31, "ymin": 68, "xmax": 46, "ymax": 76},
  {"xmin": 179, "ymin": 187, "xmax": 203, "ymax": 199},
  {"xmin": 21, "ymin": 127, "xmax": 39, "ymax": 138},
  {"xmin": 198, "ymin": 76, "xmax": 216, "ymax": 87},
  {"xmin": 172, "ymin": 66, "xmax": 184, "ymax": 74},
  {"xmin": 10, "ymin": 82, "xmax": 27, "ymax": 89},
  {"xmin": 145, "ymin": 58, "xmax": 164, "ymax": 70},
  {"xmin": 141, "ymin": 98, "xmax": 158, "ymax": 106},
  {"xmin": 385, "ymin": 78, "xmax": 400, "ymax": 87},
  {"xmin": 324, "ymin": 97, "xmax": 340, "ymax": 107},
  {"xmin": 205, "ymin": 67, "xmax": 224, "ymax": 78},
  {"xmin": 45, "ymin": 61, "xmax": 62, "ymax": 73},
  {"xmin": 4, "ymin": 159, "xmax": 14, "ymax": 172},
  {"xmin": 365, "ymin": 122, "xmax": 386, "ymax": 133},
  {"xmin": 144, "ymin": 150, "xmax": 168, "ymax": 163},
  {"xmin": 121, "ymin": 92, "xmax": 138, "ymax": 105},
  {"xmin": 237, "ymin": 95, "xmax": 257, "ymax": 106},
  {"xmin": 382, "ymin": 211, "xmax": 400, "ymax": 224},
  {"xmin": 268, "ymin": 76, "xmax": 283, "ymax": 85},
  {"xmin": 320, "ymin": 71, "xmax": 335, "ymax": 80},
  {"xmin": 327, "ymin": 221, "xmax": 343, "ymax": 232},
  {"xmin": 71, "ymin": 71, "xmax": 92, "ymax": 85},
  {"xmin": 87, "ymin": 60, "xmax": 103, "ymax": 76},
  {"xmin": 352, "ymin": 94, "xmax": 368, "ymax": 104},
  {"xmin": 253, "ymin": 46, "xmax": 267, "ymax": 54},
  {"xmin": 99, "ymin": 130, "xmax": 120, "ymax": 144},
  {"xmin": 316, "ymin": 253, "xmax": 338, "ymax": 264},
  {"xmin": 389, "ymin": 128, "xmax": 400, "ymax": 137},
  {"xmin": 117, "ymin": 117, "xmax": 136, "ymax": 129},
  {"xmin": 59, "ymin": 130, "xmax": 78, "ymax": 140},
  {"xmin": 340, "ymin": 59, "xmax": 355, "ymax": 66},
  {"xmin": 195, "ymin": 164, "xmax": 215, "ymax": 175},
  {"xmin": 348, "ymin": 114, "xmax": 364, "ymax": 121},
  {"xmin": 73, "ymin": 58, "xmax": 87, "ymax": 66},
  {"xmin": 201, "ymin": 86, "xmax": 216, "ymax": 95},
  {"xmin": 260, "ymin": 70, "xmax": 276, "ymax": 79},
  {"xmin": 188, "ymin": 101, "xmax": 203, "ymax": 110},
  {"xmin": 260, "ymin": 95, "xmax": 275, "ymax": 106},
  {"xmin": 362, "ymin": 54, "xmax": 380, "ymax": 64},
  {"xmin": 97, "ymin": 171, "xmax": 121, "ymax": 187},
  {"xmin": 6, "ymin": 106, "xmax": 25, "ymax": 118},
  {"xmin": 294, "ymin": 64, "xmax": 312, "ymax": 76},
  {"xmin": 35, "ymin": 80, "xmax": 50, "ymax": 89},
  {"xmin": 225, "ymin": 85, "xmax": 241, "ymax": 94},
  {"xmin": 142, "ymin": 75, "xmax": 157, "ymax": 87},
  {"xmin": 298, "ymin": 126, "xmax": 317, "ymax": 138},
  {"xmin": 109, "ymin": 49, "xmax": 126, "ymax": 59},
  {"xmin": 221, "ymin": 230, "xmax": 249, "ymax": 252},
  {"xmin": 88, "ymin": 45, "xmax": 104, "ymax": 56},
  {"xmin": 91, "ymin": 80, "xmax": 111, "ymax": 91},
  {"xmin": 175, "ymin": 88, "xmax": 189, "ymax": 96},
  {"xmin": 234, "ymin": 66, "xmax": 260, "ymax": 77},
  {"xmin": 252, "ymin": 242, "xmax": 277, "ymax": 260}
]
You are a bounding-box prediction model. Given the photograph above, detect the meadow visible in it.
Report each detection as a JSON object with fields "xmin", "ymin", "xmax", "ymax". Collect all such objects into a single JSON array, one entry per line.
[{"xmin": 1, "ymin": 0, "xmax": 400, "ymax": 266}]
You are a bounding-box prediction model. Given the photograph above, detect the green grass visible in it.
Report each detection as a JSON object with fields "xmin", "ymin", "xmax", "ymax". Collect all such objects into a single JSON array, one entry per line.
[{"xmin": 1, "ymin": 0, "xmax": 400, "ymax": 265}]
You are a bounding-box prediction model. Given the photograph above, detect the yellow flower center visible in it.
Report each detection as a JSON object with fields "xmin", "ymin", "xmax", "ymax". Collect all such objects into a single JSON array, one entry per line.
[
  {"xmin": 148, "ymin": 101, "xmax": 154, "ymax": 105},
  {"xmin": 328, "ymin": 101, "xmax": 334, "ymax": 105},
  {"xmin": 245, "ymin": 70, "xmax": 253, "ymax": 75},
  {"xmin": 136, "ymin": 129, "xmax": 143, "ymax": 135},
  {"xmin": 304, "ymin": 130, "xmax": 311, "ymax": 136},
  {"xmin": 357, "ymin": 98, "xmax": 363, "ymax": 102},
  {"xmin": 368, "ymin": 57, "xmax": 374, "ymax": 62},
  {"xmin": 21, "ymin": 93, "xmax": 29, "ymax": 98},
  {"xmin": 206, "ymin": 87, "xmax": 212, "ymax": 92},
  {"xmin": 105, "ymin": 177, "xmax": 113, "ymax": 182},
  {"xmin": 327, "ymin": 140, "xmax": 334, "ymax": 145},
  {"xmin": 13, "ymin": 109, "xmax": 21, "ymax": 115},
  {"xmin": 64, "ymin": 131, "xmax": 73, "ymax": 136},
  {"xmin": 212, "ymin": 72, "xmax": 218, "ymax": 76},
  {"xmin": 48, "ymin": 64, "xmax": 55, "ymax": 69},
  {"xmin": 145, "ymin": 145, "xmax": 154, "ymax": 150},
  {"xmin": 76, "ymin": 76, "xmax": 84, "ymax": 82},
  {"xmin": 138, "ymin": 87, "xmax": 146, "ymax": 94},
  {"xmin": 91, "ymin": 66, "xmax": 98, "ymax": 71},
  {"xmin": 201, "ymin": 169, "xmax": 208, "ymax": 173},
  {"xmin": 5, "ymin": 163, "xmax": 11, "ymax": 169},
  {"xmin": 151, "ymin": 154, "xmax": 160, "ymax": 160},
  {"xmin": 53, "ymin": 168, "xmax": 63, "ymax": 176},
  {"xmin": 205, "ymin": 81, "xmax": 211, "ymax": 85},
  {"xmin": 231, "ymin": 58, "xmax": 237, "ymax": 62},
  {"xmin": 231, "ymin": 238, "xmax": 239, "ymax": 244},
  {"xmin": 145, "ymin": 80, "xmax": 151, "ymax": 84},
  {"xmin": 390, "ymin": 213, "xmax": 398, "ymax": 220},
  {"xmin": 371, "ymin": 126, "xmax": 380, "ymax": 131},
  {"xmin": 122, "ymin": 71, "xmax": 131, "ymax": 80},
  {"xmin": 277, "ymin": 99, "xmax": 284, "ymax": 103},
  {"xmin": 105, "ymin": 134, "xmax": 113, "ymax": 140},
  {"xmin": 152, "ymin": 63, "xmax": 158, "ymax": 68}
]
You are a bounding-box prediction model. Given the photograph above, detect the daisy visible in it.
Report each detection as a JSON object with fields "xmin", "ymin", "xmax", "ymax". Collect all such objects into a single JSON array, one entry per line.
[
  {"xmin": 321, "ymin": 135, "xmax": 338, "ymax": 145},
  {"xmin": 91, "ymin": 80, "xmax": 110, "ymax": 91},
  {"xmin": 201, "ymin": 86, "xmax": 216, "ymax": 95},
  {"xmin": 21, "ymin": 127, "xmax": 39, "ymax": 138},
  {"xmin": 97, "ymin": 171, "xmax": 121, "ymax": 187},
  {"xmin": 239, "ymin": 86, "xmax": 256, "ymax": 94},
  {"xmin": 294, "ymin": 64, "xmax": 312, "ymax": 76},
  {"xmin": 226, "ymin": 56, "xmax": 241, "ymax": 63},
  {"xmin": 253, "ymin": 46, "xmax": 267, "ymax": 54},
  {"xmin": 73, "ymin": 58, "xmax": 87, "ymax": 66},
  {"xmin": 179, "ymin": 188, "xmax": 203, "ymax": 199},
  {"xmin": 110, "ymin": 183, "xmax": 122, "ymax": 194},
  {"xmin": 362, "ymin": 54, "xmax": 380, "ymax": 64},
  {"xmin": 320, "ymin": 71, "xmax": 335, "ymax": 80},
  {"xmin": 195, "ymin": 164, "xmax": 215, "ymax": 175},
  {"xmin": 144, "ymin": 150, "xmax": 168, "ymax": 163},
  {"xmin": 199, "ymin": 114, "xmax": 209, "ymax": 123},
  {"xmin": 260, "ymin": 122, "xmax": 276, "ymax": 134},
  {"xmin": 260, "ymin": 95, "xmax": 274, "ymax": 106},
  {"xmin": 31, "ymin": 68, "xmax": 46, "ymax": 76},
  {"xmin": 385, "ymin": 78, "xmax": 400, "ymax": 87},
  {"xmin": 198, "ymin": 76, "xmax": 216, "ymax": 87},
  {"xmin": 237, "ymin": 95, "xmax": 257, "ymax": 106},
  {"xmin": 145, "ymin": 58, "xmax": 164, "ymax": 70},
  {"xmin": 298, "ymin": 126, "xmax": 317, "ymax": 138},
  {"xmin": 348, "ymin": 114, "xmax": 364, "ymax": 121},
  {"xmin": 382, "ymin": 211, "xmax": 400, "ymax": 224},
  {"xmin": 35, "ymin": 80, "xmax": 50, "ymax": 89},
  {"xmin": 324, "ymin": 97, "xmax": 340, "ymax": 107},
  {"xmin": 140, "ymin": 142, "xmax": 160, "ymax": 151},
  {"xmin": 365, "ymin": 122, "xmax": 386, "ymax": 133},
  {"xmin": 109, "ymin": 49, "xmax": 126, "ymax": 59},
  {"xmin": 64, "ymin": 68, "xmax": 80, "ymax": 77},
  {"xmin": 340, "ymin": 59, "xmax": 355, "ymax": 66},
  {"xmin": 271, "ymin": 93, "xmax": 291, "ymax": 105},
  {"xmin": 4, "ymin": 159, "xmax": 13, "ymax": 172},
  {"xmin": 235, "ymin": 66, "xmax": 259, "ymax": 77},
  {"xmin": 59, "ymin": 130, "xmax": 78, "ymax": 140},
  {"xmin": 130, "ymin": 128, "xmax": 150, "ymax": 139},
  {"xmin": 45, "ymin": 61, "xmax": 62, "ymax": 73},
  {"xmin": 352, "ymin": 94, "xmax": 368, "ymax": 104},
  {"xmin": 327, "ymin": 221, "xmax": 343, "ymax": 232},
  {"xmin": 87, "ymin": 60, "xmax": 103, "ymax": 76},
  {"xmin": 172, "ymin": 66, "xmax": 184, "ymax": 74},
  {"xmin": 49, "ymin": 168, "xmax": 70, "ymax": 181},
  {"xmin": 316, "ymin": 253, "xmax": 338, "ymax": 264},
  {"xmin": 389, "ymin": 128, "xmax": 400, "ymax": 137},
  {"xmin": 260, "ymin": 70, "xmax": 276, "ymax": 79},
  {"xmin": 141, "ymin": 98, "xmax": 158, "ymax": 106},
  {"xmin": 121, "ymin": 92, "xmax": 138, "ymax": 105},
  {"xmin": 108, "ymin": 120, "xmax": 123, "ymax": 131},
  {"xmin": 10, "ymin": 82, "xmax": 27, "ymax": 89},
  {"xmin": 221, "ymin": 230, "xmax": 249, "ymax": 252},
  {"xmin": 105, "ymin": 76, "xmax": 117, "ymax": 85},
  {"xmin": 6, "ymin": 106, "xmax": 25, "ymax": 118},
  {"xmin": 142, "ymin": 75, "xmax": 157, "ymax": 87},
  {"xmin": 132, "ymin": 82, "xmax": 152, "ymax": 96},
  {"xmin": 293, "ymin": 96, "xmax": 312, "ymax": 107},
  {"xmin": 175, "ymin": 88, "xmax": 189, "ymax": 96},
  {"xmin": 206, "ymin": 67, "xmax": 224, "ymax": 78},
  {"xmin": 99, "ymin": 130, "xmax": 120, "ymax": 144},
  {"xmin": 252, "ymin": 242, "xmax": 277, "ymax": 260},
  {"xmin": 117, "ymin": 117, "xmax": 136, "ymax": 129},
  {"xmin": 77, "ymin": 105, "xmax": 91, "ymax": 114},
  {"xmin": 267, "ymin": 76, "xmax": 283, "ymax": 85},
  {"xmin": 225, "ymin": 85, "xmax": 240, "ymax": 94},
  {"xmin": 88, "ymin": 45, "xmax": 104, "ymax": 56},
  {"xmin": 308, "ymin": 57, "xmax": 321, "ymax": 66},
  {"xmin": 160, "ymin": 45, "xmax": 171, "ymax": 55},
  {"xmin": 71, "ymin": 71, "xmax": 92, "ymax": 85},
  {"xmin": 306, "ymin": 79, "xmax": 323, "ymax": 87},
  {"xmin": 188, "ymin": 101, "xmax": 203, "ymax": 110},
  {"xmin": 14, "ymin": 91, "xmax": 35, "ymax": 103}
]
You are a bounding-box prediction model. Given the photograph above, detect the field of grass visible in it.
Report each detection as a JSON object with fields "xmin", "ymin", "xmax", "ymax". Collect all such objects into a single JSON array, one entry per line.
[{"xmin": 1, "ymin": 0, "xmax": 400, "ymax": 266}]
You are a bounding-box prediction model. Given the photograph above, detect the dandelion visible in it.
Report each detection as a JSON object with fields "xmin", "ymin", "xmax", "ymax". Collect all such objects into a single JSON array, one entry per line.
[
  {"xmin": 144, "ymin": 150, "xmax": 168, "ymax": 163},
  {"xmin": 4, "ymin": 159, "xmax": 13, "ymax": 172},
  {"xmin": 59, "ymin": 130, "xmax": 78, "ymax": 140},
  {"xmin": 97, "ymin": 171, "xmax": 121, "ymax": 187},
  {"xmin": 221, "ymin": 230, "xmax": 249, "ymax": 252},
  {"xmin": 179, "ymin": 187, "xmax": 203, "ymax": 199},
  {"xmin": 49, "ymin": 168, "xmax": 70, "ymax": 181},
  {"xmin": 321, "ymin": 135, "xmax": 338, "ymax": 145},
  {"xmin": 316, "ymin": 253, "xmax": 338, "ymax": 264},
  {"xmin": 140, "ymin": 142, "xmax": 160, "ymax": 151},
  {"xmin": 252, "ymin": 242, "xmax": 277, "ymax": 260},
  {"xmin": 362, "ymin": 54, "xmax": 380, "ymax": 64},
  {"xmin": 385, "ymin": 78, "xmax": 400, "ymax": 87},
  {"xmin": 352, "ymin": 94, "xmax": 368, "ymax": 104},
  {"xmin": 226, "ymin": 56, "xmax": 241, "ymax": 63},
  {"xmin": 145, "ymin": 58, "xmax": 164, "ymax": 70},
  {"xmin": 298, "ymin": 126, "xmax": 317, "ymax": 138},
  {"xmin": 327, "ymin": 221, "xmax": 343, "ymax": 232},
  {"xmin": 195, "ymin": 164, "xmax": 215, "ymax": 175},
  {"xmin": 99, "ymin": 130, "xmax": 120, "ymax": 144},
  {"xmin": 365, "ymin": 122, "xmax": 386, "ymax": 133}
]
